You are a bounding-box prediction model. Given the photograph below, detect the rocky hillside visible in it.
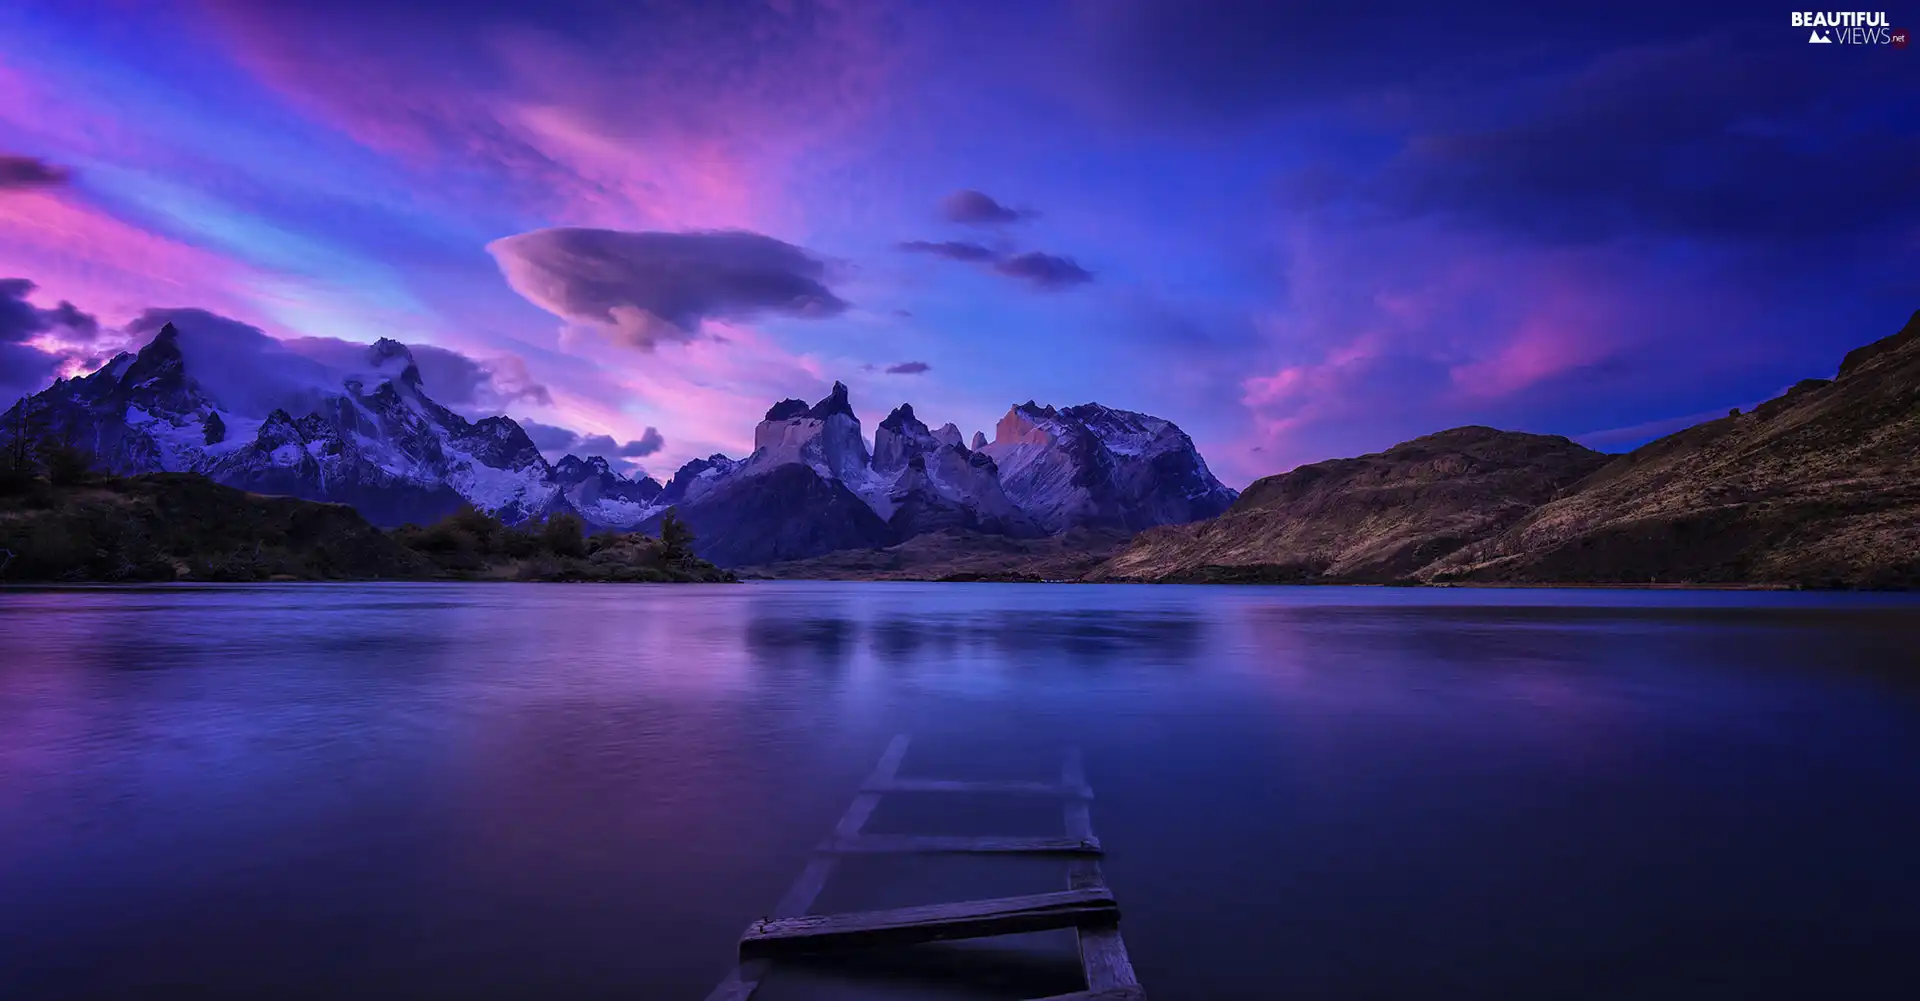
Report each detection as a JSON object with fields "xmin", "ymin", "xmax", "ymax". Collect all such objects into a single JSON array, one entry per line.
[
  {"xmin": 1091, "ymin": 427, "xmax": 1608, "ymax": 582},
  {"xmin": 1432, "ymin": 311, "xmax": 1920, "ymax": 588},
  {"xmin": 1096, "ymin": 310, "xmax": 1920, "ymax": 588}
]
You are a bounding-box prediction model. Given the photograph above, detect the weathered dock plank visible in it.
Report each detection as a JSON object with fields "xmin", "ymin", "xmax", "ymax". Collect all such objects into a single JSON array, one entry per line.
[
  {"xmin": 1063, "ymin": 749, "xmax": 1142, "ymax": 996},
  {"xmin": 820, "ymin": 833, "xmax": 1103, "ymax": 856},
  {"xmin": 863, "ymin": 778, "xmax": 1095, "ymax": 799},
  {"xmin": 740, "ymin": 888, "xmax": 1119, "ymax": 957}
]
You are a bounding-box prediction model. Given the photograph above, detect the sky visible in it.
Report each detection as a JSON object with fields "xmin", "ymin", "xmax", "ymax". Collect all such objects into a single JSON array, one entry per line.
[{"xmin": 0, "ymin": 1, "xmax": 1915, "ymax": 485}]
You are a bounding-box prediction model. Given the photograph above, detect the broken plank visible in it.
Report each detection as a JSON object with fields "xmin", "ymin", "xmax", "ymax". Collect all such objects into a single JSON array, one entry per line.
[
  {"xmin": 820, "ymin": 833, "xmax": 1103, "ymax": 856},
  {"xmin": 863, "ymin": 778, "xmax": 1094, "ymax": 799},
  {"xmin": 1026, "ymin": 988, "xmax": 1148, "ymax": 1001},
  {"xmin": 741, "ymin": 888, "xmax": 1118, "ymax": 958}
]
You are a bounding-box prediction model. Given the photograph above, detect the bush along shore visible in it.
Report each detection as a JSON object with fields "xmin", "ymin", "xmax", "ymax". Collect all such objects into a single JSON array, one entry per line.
[{"xmin": 0, "ymin": 460, "xmax": 733, "ymax": 584}]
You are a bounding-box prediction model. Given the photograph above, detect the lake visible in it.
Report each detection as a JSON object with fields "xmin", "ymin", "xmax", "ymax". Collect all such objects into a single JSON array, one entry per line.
[{"xmin": 2, "ymin": 582, "xmax": 1918, "ymax": 1000}]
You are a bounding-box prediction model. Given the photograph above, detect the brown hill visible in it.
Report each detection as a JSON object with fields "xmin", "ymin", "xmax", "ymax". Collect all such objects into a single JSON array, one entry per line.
[
  {"xmin": 1431, "ymin": 311, "xmax": 1920, "ymax": 588},
  {"xmin": 1090, "ymin": 426, "xmax": 1608, "ymax": 582}
]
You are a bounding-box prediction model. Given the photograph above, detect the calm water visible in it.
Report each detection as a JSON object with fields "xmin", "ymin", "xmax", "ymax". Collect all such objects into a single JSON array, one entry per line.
[{"xmin": 2, "ymin": 583, "xmax": 1918, "ymax": 1001}]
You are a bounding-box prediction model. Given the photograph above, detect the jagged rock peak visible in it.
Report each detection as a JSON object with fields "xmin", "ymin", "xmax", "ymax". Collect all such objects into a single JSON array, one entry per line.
[
  {"xmin": 368, "ymin": 337, "xmax": 412, "ymax": 365},
  {"xmin": 808, "ymin": 381, "xmax": 855, "ymax": 420},
  {"xmin": 971, "ymin": 431, "xmax": 988, "ymax": 451},
  {"xmin": 129, "ymin": 322, "xmax": 185, "ymax": 368},
  {"xmin": 933, "ymin": 422, "xmax": 964, "ymax": 449},
  {"xmin": 878, "ymin": 403, "xmax": 926, "ymax": 433},
  {"xmin": 367, "ymin": 337, "xmax": 424, "ymax": 387},
  {"xmin": 554, "ymin": 453, "xmax": 615, "ymax": 478},
  {"xmin": 765, "ymin": 398, "xmax": 810, "ymax": 422}
]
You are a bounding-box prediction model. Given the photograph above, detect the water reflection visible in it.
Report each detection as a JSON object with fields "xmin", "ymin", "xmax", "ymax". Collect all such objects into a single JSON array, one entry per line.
[{"xmin": 1, "ymin": 583, "xmax": 1918, "ymax": 1000}]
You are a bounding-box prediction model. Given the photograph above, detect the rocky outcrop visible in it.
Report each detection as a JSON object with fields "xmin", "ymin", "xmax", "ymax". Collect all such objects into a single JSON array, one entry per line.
[
  {"xmin": 642, "ymin": 383, "xmax": 1226, "ymax": 566},
  {"xmin": 1091, "ymin": 427, "xmax": 1609, "ymax": 582},
  {"xmin": 982, "ymin": 402, "xmax": 1238, "ymax": 532},
  {"xmin": 551, "ymin": 454, "xmax": 664, "ymax": 529},
  {"xmin": 647, "ymin": 462, "xmax": 891, "ymax": 567},
  {"xmin": 872, "ymin": 404, "xmax": 1037, "ymax": 538}
]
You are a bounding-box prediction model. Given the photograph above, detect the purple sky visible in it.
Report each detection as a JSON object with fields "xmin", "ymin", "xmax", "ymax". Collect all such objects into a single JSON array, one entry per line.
[{"xmin": 1, "ymin": 1, "xmax": 1915, "ymax": 483}]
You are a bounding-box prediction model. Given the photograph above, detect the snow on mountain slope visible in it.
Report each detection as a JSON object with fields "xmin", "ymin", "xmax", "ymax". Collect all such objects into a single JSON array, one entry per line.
[
  {"xmin": 4, "ymin": 321, "xmax": 642, "ymax": 528},
  {"xmin": 983, "ymin": 401, "xmax": 1238, "ymax": 532}
]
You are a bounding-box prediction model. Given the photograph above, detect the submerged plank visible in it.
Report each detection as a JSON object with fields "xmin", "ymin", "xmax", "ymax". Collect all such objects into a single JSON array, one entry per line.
[
  {"xmin": 740, "ymin": 888, "xmax": 1119, "ymax": 957},
  {"xmin": 773, "ymin": 735, "xmax": 912, "ymax": 918},
  {"xmin": 821, "ymin": 833, "xmax": 1103, "ymax": 856},
  {"xmin": 863, "ymin": 778, "xmax": 1094, "ymax": 799},
  {"xmin": 700, "ymin": 963, "xmax": 764, "ymax": 1001},
  {"xmin": 709, "ymin": 735, "xmax": 912, "ymax": 1001}
]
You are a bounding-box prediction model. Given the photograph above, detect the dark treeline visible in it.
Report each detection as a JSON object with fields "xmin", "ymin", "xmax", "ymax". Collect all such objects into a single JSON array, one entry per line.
[{"xmin": 0, "ymin": 424, "xmax": 727, "ymax": 583}]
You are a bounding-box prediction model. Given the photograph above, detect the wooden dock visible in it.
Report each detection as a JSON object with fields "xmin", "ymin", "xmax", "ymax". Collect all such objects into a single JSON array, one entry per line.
[{"xmin": 704, "ymin": 735, "xmax": 1144, "ymax": 1000}]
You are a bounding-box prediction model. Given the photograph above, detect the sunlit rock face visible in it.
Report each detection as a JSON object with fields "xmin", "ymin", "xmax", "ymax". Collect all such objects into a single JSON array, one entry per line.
[{"xmin": 983, "ymin": 401, "xmax": 1238, "ymax": 533}]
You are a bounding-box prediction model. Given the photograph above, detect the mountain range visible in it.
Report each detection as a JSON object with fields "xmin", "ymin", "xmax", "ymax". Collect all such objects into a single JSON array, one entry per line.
[{"xmin": 4, "ymin": 321, "xmax": 1238, "ymax": 567}]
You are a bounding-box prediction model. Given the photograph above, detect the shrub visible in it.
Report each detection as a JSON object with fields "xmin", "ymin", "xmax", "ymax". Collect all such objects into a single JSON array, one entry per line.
[
  {"xmin": 540, "ymin": 512, "xmax": 587, "ymax": 557},
  {"xmin": 42, "ymin": 440, "xmax": 94, "ymax": 487}
]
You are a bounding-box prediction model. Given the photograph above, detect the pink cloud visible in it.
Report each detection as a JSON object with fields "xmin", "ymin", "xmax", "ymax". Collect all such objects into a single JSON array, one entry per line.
[
  {"xmin": 1227, "ymin": 216, "xmax": 1728, "ymax": 474},
  {"xmin": 0, "ymin": 189, "xmax": 259, "ymax": 327},
  {"xmin": 197, "ymin": 1, "xmax": 904, "ymax": 232}
]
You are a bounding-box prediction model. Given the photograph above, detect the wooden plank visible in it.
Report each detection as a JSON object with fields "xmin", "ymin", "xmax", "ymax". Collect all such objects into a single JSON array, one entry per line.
[
  {"xmin": 1062, "ymin": 749, "xmax": 1142, "ymax": 995},
  {"xmin": 821, "ymin": 833, "xmax": 1103, "ymax": 856},
  {"xmin": 707, "ymin": 735, "xmax": 911, "ymax": 1001},
  {"xmin": 773, "ymin": 735, "xmax": 911, "ymax": 918},
  {"xmin": 863, "ymin": 777, "xmax": 1094, "ymax": 799},
  {"xmin": 1026, "ymin": 988, "xmax": 1148, "ymax": 1001},
  {"xmin": 740, "ymin": 888, "xmax": 1118, "ymax": 958}
]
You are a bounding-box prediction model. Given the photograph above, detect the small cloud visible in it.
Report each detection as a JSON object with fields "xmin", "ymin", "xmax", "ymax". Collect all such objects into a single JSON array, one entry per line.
[
  {"xmin": 619, "ymin": 426, "xmax": 665, "ymax": 457},
  {"xmin": 885, "ymin": 361, "xmax": 931, "ymax": 375},
  {"xmin": 520, "ymin": 419, "xmax": 584, "ymax": 452},
  {"xmin": 899, "ymin": 239, "xmax": 998, "ymax": 262},
  {"xmin": 521, "ymin": 419, "xmax": 665, "ymax": 462},
  {"xmin": 940, "ymin": 189, "xmax": 1036, "ymax": 225},
  {"xmin": 0, "ymin": 155, "xmax": 72, "ymax": 192},
  {"xmin": 993, "ymin": 252, "xmax": 1094, "ymax": 289},
  {"xmin": 1, "ymin": 278, "xmax": 98, "ymax": 344},
  {"xmin": 899, "ymin": 241, "xmax": 1095, "ymax": 292}
]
